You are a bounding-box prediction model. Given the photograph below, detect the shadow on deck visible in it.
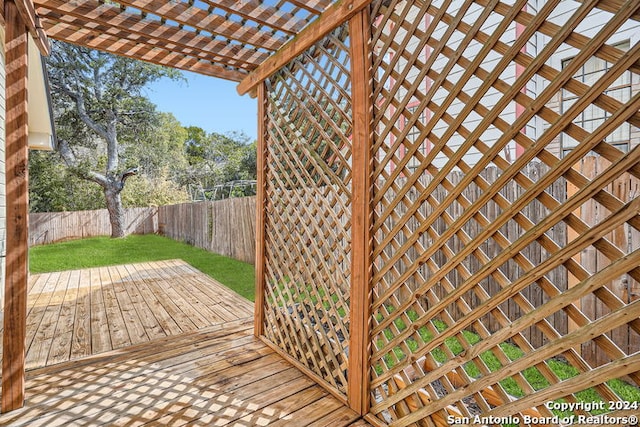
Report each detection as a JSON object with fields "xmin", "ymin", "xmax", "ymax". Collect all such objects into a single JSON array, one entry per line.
[{"xmin": 0, "ymin": 261, "xmax": 369, "ymax": 426}]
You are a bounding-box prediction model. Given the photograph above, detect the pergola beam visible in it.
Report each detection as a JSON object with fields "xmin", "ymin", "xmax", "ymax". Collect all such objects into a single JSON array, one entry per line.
[
  {"xmin": 113, "ymin": 0, "xmax": 286, "ymax": 51},
  {"xmin": 285, "ymin": 0, "xmax": 333, "ymax": 13},
  {"xmin": 236, "ymin": 0, "xmax": 374, "ymax": 95},
  {"xmin": 42, "ymin": 19, "xmax": 247, "ymax": 81},
  {"xmin": 12, "ymin": 0, "xmax": 49, "ymax": 54},
  {"xmin": 2, "ymin": 0, "xmax": 30, "ymax": 413},
  {"xmin": 37, "ymin": 0, "xmax": 267, "ymax": 69}
]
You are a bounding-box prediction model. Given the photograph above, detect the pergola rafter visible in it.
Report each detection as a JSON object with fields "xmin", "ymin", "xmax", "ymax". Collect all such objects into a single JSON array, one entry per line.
[
  {"xmin": 32, "ymin": 0, "xmax": 333, "ymax": 81},
  {"xmin": 113, "ymin": 0, "xmax": 287, "ymax": 51},
  {"xmin": 195, "ymin": 0, "xmax": 310, "ymax": 34},
  {"xmin": 41, "ymin": 18, "xmax": 248, "ymax": 80},
  {"xmin": 38, "ymin": 0, "xmax": 269, "ymax": 65}
]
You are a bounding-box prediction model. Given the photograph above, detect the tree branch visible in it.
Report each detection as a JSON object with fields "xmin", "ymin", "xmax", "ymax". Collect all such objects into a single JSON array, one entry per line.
[
  {"xmin": 105, "ymin": 111, "xmax": 119, "ymax": 173},
  {"xmin": 57, "ymin": 138, "xmax": 109, "ymax": 187},
  {"xmin": 120, "ymin": 166, "xmax": 139, "ymax": 182},
  {"xmin": 54, "ymin": 82, "xmax": 109, "ymax": 140}
]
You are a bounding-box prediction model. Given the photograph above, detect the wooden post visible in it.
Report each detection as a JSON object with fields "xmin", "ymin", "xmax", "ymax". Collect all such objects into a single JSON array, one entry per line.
[
  {"xmin": 2, "ymin": 0, "xmax": 29, "ymax": 413},
  {"xmin": 237, "ymin": 0, "xmax": 376, "ymax": 96},
  {"xmin": 254, "ymin": 82, "xmax": 267, "ymax": 337},
  {"xmin": 348, "ymin": 8, "xmax": 373, "ymax": 415}
]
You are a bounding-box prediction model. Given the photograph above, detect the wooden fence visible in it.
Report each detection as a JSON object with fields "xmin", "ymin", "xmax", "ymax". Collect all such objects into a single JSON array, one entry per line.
[
  {"xmin": 29, "ymin": 207, "xmax": 158, "ymax": 246},
  {"xmin": 158, "ymin": 197, "xmax": 256, "ymax": 264},
  {"xmin": 28, "ymin": 197, "xmax": 257, "ymax": 265}
]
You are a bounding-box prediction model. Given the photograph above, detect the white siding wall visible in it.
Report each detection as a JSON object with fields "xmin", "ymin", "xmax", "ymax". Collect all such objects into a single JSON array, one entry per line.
[{"xmin": 540, "ymin": 0, "xmax": 640, "ymax": 155}]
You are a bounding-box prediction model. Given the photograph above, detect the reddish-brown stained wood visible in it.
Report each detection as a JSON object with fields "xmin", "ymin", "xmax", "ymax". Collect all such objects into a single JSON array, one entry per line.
[
  {"xmin": 258, "ymin": 23, "xmax": 353, "ymax": 398},
  {"xmin": 33, "ymin": 0, "xmax": 330, "ymax": 81},
  {"xmin": 12, "ymin": 0, "xmax": 49, "ymax": 54},
  {"xmin": 39, "ymin": 19, "xmax": 248, "ymax": 81},
  {"xmin": 2, "ymin": 0, "xmax": 29, "ymax": 413},
  {"xmin": 348, "ymin": 8, "xmax": 373, "ymax": 416},
  {"xmin": 254, "ymin": 83, "xmax": 267, "ymax": 337},
  {"xmin": 237, "ymin": 0, "xmax": 374, "ymax": 95},
  {"xmin": 366, "ymin": 0, "xmax": 640, "ymax": 424},
  {"xmin": 38, "ymin": 0, "xmax": 266, "ymax": 69},
  {"xmin": 114, "ymin": 0, "xmax": 286, "ymax": 51}
]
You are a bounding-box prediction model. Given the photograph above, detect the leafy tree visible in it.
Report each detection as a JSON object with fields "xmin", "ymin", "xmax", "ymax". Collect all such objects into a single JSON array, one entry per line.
[
  {"xmin": 124, "ymin": 112, "xmax": 189, "ymax": 181},
  {"xmin": 121, "ymin": 113, "xmax": 190, "ymax": 207},
  {"xmin": 178, "ymin": 130, "xmax": 257, "ymax": 195},
  {"xmin": 29, "ymin": 118, "xmax": 190, "ymax": 212},
  {"xmin": 29, "ymin": 150, "xmax": 104, "ymax": 212},
  {"xmin": 46, "ymin": 41, "xmax": 182, "ymax": 237},
  {"xmin": 121, "ymin": 175, "xmax": 189, "ymax": 207},
  {"xmin": 184, "ymin": 126, "xmax": 209, "ymax": 162}
]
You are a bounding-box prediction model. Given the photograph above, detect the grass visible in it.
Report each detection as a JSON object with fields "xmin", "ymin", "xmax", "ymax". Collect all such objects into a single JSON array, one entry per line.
[
  {"xmin": 268, "ymin": 279, "xmax": 348, "ymax": 318},
  {"xmin": 29, "ymin": 234, "xmax": 256, "ymax": 301},
  {"xmin": 375, "ymin": 308, "xmax": 640, "ymax": 418}
]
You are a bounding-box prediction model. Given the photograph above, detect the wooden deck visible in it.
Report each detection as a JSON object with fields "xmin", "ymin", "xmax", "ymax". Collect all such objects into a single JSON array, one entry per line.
[
  {"xmin": 0, "ymin": 260, "xmax": 369, "ymax": 425},
  {"xmin": 0, "ymin": 319, "xmax": 367, "ymax": 426},
  {"xmin": 1, "ymin": 259, "xmax": 254, "ymax": 370}
]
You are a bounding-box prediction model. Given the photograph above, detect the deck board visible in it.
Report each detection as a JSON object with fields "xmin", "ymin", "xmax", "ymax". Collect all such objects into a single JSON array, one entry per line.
[
  {"xmin": 89, "ymin": 267, "xmax": 112, "ymax": 355},
  {"xmin": 0, "ymin": 260, "xmax": 370, "ymax": 425},
  {"xmin": 70, "ymin": 268, "xmax": 92, "ymax": 360},
  {"xmin": 0, "ymin": 318, "xmax": 367, "ymax": 426},
  {"xmin": 1, "ymin": 260, "xmax": 254, "ymax": 370}
]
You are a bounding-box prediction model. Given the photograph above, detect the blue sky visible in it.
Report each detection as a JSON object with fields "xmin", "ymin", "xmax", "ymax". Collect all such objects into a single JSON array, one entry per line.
[{"xmin": 144, "ymin": 70, "xmax": 258, "ymax": 141}]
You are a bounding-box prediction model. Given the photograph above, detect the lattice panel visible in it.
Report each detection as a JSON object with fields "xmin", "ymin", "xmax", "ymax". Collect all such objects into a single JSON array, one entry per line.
[
  {"xmin": 368, "ymin": 0, "xmax": 640, "ymax": 425},
  {"xmin": 262, "ymin": 25, "xmax": 353, "ymax": 396}
]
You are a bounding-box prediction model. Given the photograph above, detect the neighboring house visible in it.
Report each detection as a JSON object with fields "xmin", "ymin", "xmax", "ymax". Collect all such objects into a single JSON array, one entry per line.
[
  {"xmin": 0, "ymin": 25, "xmax": 55, "ymax": 306},
  {"xmin": 379, "ymin": 0, "xmax": 640, "ymax": 173},
  {"xmin": 545, "ymin": 2, "xmax": 640, "ymax": 157}
]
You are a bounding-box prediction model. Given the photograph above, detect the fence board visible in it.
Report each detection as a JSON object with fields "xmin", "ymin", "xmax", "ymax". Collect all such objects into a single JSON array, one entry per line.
[
  {"xmin": 29, "ymin": 198, "xmax": 256, "ymax": 265},
  {"xmin": 29, "ymin": 208, "xmax": 158, "ymax": 246},
  {"xmin": 158, "ymin": 197, "xmax": 257, "ymax": 265}
]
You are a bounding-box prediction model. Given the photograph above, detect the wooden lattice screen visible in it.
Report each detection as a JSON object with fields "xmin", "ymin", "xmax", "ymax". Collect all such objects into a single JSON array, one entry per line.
[
  {"xmin": 255, "ymin": 0, "xmax": 640, "ymax": 425},
  {"xmin": 367, "ymin": 0, "xmax": 640, "ymax": 425},
  {"xmin": 259, "ymin": 24, "xmax": 354, "ymax": 398}
]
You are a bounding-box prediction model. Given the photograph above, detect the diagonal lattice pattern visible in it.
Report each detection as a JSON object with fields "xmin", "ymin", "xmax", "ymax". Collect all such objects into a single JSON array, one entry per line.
[
  {"xmin": 34, "ymin": 0, "xmax": 335, "ymax": 80},
  {"xmin": 368, "ymin": 0, "xmax": 640, "ymax": 425},
  {"xmin": 261, "ymin": 24, "xmax": 353, "ymax": 397}
]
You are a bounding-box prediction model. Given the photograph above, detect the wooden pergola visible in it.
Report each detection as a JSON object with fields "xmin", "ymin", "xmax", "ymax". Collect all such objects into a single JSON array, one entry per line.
[
  {"xmin": 1, "ymin": 0, "xmax": 373, "ymax": 413},
  {"xmin": 3, "ymin": 0, "xmax": 640, "ymax": 425}
]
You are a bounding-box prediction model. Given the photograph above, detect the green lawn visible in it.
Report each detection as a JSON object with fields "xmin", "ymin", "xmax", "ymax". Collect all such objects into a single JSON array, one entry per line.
[
  {"xmin": 29, "ymin": 234, "xmax": 256, "ymax": 301},
  {"xmin": 375, "ymin": 308, "xmax": 640, "ymax": 420}
]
